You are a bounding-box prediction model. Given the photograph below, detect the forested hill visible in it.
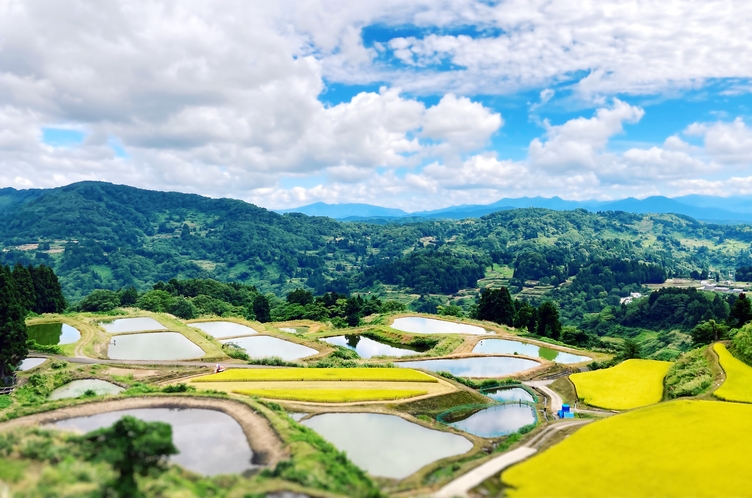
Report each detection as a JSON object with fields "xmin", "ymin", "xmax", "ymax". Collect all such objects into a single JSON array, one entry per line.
[{"xmin": 2, "ymin": 181, "xmax": 752, "ymax": 305}]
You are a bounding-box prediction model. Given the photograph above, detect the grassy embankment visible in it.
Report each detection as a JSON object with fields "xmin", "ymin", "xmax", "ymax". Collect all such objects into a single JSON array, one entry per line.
[
  {"xmin": 664, "ymin": 347, "xmax": 713, "ymax": 398},
  {"xmin": 570, "ymin": 359, "xmax": 672, "ymax": 410},
  {"xmin": 501, "ymin": 400, "xmax": 752, "ymax": 497},
  {"xmin": 713, "ymin": 343, "xmax": 752, "ymax": 403}
]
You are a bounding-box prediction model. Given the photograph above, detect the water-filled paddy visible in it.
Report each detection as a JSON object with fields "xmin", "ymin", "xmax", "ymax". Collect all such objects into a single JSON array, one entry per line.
[
  {"xmin": 49, "ymin": 379, "xmax": 124, "ymax": 400},
  {"xmin": 391, "ymin": 317, "xmax": 488, "ymax": 335},
  {"xmin": 18, "ymin": 358, "xmax": 46, "ymax": 371},
  {"xmin": 279, "ymin": 326, "xmax": 308, "ymax": 334},
  {"xmin": 302, "ymin": 412, "xmax": 472, "ymax": 478},
  {"xmin": 397, "ymin": 356, "xmax": 539, "ymax": 377},
  {"xmin": 100, "ymin": 317, "xmax": 167, "ymax": 333},
  {"xmin": 473, "ymin": 339, "xmax": 591, "ymax": 364},
  {"xmin": 223, "ymin": 336, "xmax": 317, "ymax": 361},
  {"xmin": 26, "ymin": 323, "xmax": 81, "ymax": 345},
  {"xmin": 108, "ymin": 332, "xmax": 204, "ymax": 360},
  {"xmin": 53, "ymin": 408, "xmax": 254, "ymax": 475},
  {"xmin": 484, "ymin": 387, "xmax": 535, "ymax": 403},
  {"xmin": 190, "ymin": 321, "xmax": 259, "ymax": 338},
  {"xmin": 322, "ymin": 335, "xmax": 424, "ymax": 358},
  {"xmin": 446, "ymin": 403, "xmax": 536, "ymax": 438}
]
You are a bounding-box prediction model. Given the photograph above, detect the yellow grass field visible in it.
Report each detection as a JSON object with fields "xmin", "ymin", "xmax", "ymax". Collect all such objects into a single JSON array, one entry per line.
[
  {"xmin": 502, "ymin": 400, "xmax": 752, "ymax": 497},
  {"xmin": 234, "ymin": 387, "xmax": 428, "ymax": 402},
  {"xmin": 192, "ymin": 367, "xmax": 437, "ymax": 383},
  {"xmin": 570, "ymin": 359, "xmax": 671, "ymax": 410},
  {"xmin": 713, "ymin": 343, "xmax": 752, "ymax": 403}
]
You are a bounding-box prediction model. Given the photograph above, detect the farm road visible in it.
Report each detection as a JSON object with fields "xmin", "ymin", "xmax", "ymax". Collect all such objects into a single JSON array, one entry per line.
[
  {"xmin": 433, "ymin": 420, "xmax": 591, "ymax": 498},
  {"xmin": 28, "ymin": 353, "xmax": 273, "ymax": 369},
  {"xmin": 523, "ymin": 380, "xmax": 563, "ymax": 414}
]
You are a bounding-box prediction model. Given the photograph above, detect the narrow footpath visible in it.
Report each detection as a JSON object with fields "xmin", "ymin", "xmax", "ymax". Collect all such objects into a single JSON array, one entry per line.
[{"xmin": 28, "ymin": 353, "xmax": 273, "ymax": 369}]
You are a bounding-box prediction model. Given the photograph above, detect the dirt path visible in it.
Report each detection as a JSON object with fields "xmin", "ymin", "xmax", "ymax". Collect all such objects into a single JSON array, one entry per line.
[
  {"xmin": 524, "ymin": 380, "xmax": 563, "ymax": 414},
  {"xmin": 0, "ymin": 396, "xmax": 287, "ymax": 466},
  {"xmin": 28, "ymin": 353, "xmax": 273, "ymax": 369},
  {"xmin": 433, "ymin": 419, "xmax": 592, "ymax": 498}
]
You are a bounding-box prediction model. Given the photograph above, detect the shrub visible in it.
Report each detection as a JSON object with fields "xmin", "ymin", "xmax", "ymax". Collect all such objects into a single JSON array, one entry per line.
[
  {"xmin": 222, "ymin": 342, "xmax": 249, "ymax": 361},
  {"xmin": 665, "ymin": 347, "xmax": 712, "ymax": 398}
]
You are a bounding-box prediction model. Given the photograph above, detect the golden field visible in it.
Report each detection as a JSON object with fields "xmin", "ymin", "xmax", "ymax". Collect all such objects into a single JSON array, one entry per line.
[
  {"xmin": 570, "ymin": 359, "xmax": 671, "ymax": 410},
  {"xmin": 234, "ymin": 387, "xmax": 428, "ymax": 402},
  {"xmin": 713, "ymin": 343, "xmax": 752, "ymax": 403},
  {"xmin": 192, "ymin": 367, "xmax": 437, "ymax": 383},
  {"xmin": 502, "ymin": 400, "xmax": 752, "ymax": 497}
]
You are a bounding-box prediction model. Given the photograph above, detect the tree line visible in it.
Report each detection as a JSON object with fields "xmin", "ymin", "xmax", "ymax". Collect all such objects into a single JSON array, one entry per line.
[{"xmin": 0, "ymin": 263, "xmax": 66, "ymax": 379}]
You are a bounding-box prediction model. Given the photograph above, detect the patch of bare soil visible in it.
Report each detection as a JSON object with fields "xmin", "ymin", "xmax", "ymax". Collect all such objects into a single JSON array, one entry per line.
[{"xmin": 104, "ymin": 367, "xmax": 160, "ymax": 378}]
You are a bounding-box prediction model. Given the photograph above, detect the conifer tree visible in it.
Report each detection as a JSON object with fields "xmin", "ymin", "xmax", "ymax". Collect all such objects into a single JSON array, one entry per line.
[
  {"xmin": 11, "ymin": 262, "xmax": 36, "ymax": 313},
  {"xmin": 31, "ymin": 264, "xmax": 66, "ymax": 314},
  {"xmin": 0, "ymin": 266, "xmax": 28, "ymax": 379}
]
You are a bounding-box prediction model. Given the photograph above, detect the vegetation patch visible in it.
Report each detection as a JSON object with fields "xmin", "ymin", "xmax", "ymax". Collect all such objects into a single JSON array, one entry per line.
[
  {"xmin": 570, "ymin": 359, "xmax": 672, "ymax": 410},
  {"xmin": 235, "ymin": 387, "xmax": 427, "ymax": 403},
  {"xmin": 713, "ymin": 343, "xmax": 752, "ymax": 403},
  {"xmin": 502, "ymin": 400, "xmax": 752, "ymax": 497},
  {"xmin": 393, "ymin": 390, "xmax": 491, "ymax": 418},
  {"xmin": 192, "ymin": 367, "xmax": 437, "ymax": 383},
  {"xmin": 665, "ymin": 347, "xmax": 712, "ymax": 398}
]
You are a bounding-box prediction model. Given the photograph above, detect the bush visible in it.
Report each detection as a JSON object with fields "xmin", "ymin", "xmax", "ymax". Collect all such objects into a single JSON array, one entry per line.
[
  {"xmin": 732, "ymin": 326, "xmax": 752, "ymax": 365},
  {"xmin": 161, "ymin": 384, "xmax": 196, "ymax": 393},
  {"xmin": 26, "ymin": 340, "xmax": 63, "ymax": 355},
  {"xmin": 665, "ymin": 347, "xmax": 712, "ymax": 398},
  {"xmin": 222, "ymin": 342, "xmax": 249, "ymax": 361}
]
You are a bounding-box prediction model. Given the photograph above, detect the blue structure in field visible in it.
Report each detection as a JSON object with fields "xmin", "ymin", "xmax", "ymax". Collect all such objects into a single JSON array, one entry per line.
[{"xmin": 557, "ymin": 404, "xmax": 575, "ymax": 419}]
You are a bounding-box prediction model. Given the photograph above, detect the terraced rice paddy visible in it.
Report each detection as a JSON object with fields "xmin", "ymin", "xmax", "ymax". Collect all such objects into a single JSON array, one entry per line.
[
  {"xmin": 192, "ymin": 368, "xmax": 437, "ymax": 383},
  {"xmin": 713, "ymin": 343, "xmax": 752, "ymax": 403},
  {"xmin": 189, "ymin": 368, "xmax": 450, "ymax": 403},
  {"xmin": 570, "ymin": 359, "xmax": 672, "ymax": 410},
  {"xmin": 501, "ymin": 400, "xmax": 752, "ymax": 497},
  {"xmin": 234, "ymin": 387, "xmax": 428, "ymax": 402}
]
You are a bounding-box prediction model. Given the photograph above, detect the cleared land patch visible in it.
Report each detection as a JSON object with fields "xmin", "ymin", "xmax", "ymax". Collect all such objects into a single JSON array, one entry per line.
[
  {"xmin": 501, "ymin": 400, "xmax": 752, "ymax": 497},
  {"xmin": 713, "ymin": 343, "xmax": 752, "ymax": 403},
  {"xmin": 234, "ymin": 388, "xmax": 428, "ymax": 403},
  {"xmin": 570, "ymin": 359, "xmax": 671, "ymax": 410},
  {"xmin": 192, "ymin": 367, "xmax": 437, "ymax": 383}
]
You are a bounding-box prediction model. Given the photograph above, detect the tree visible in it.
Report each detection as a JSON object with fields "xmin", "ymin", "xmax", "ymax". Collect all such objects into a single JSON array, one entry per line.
[
  {"xmin": 119, "ymin": 286, "xmax": 139, "ymax": 306},
  {"xmin": 11, "ymin": 263, "xmax": 36, "ymax": 313},
  {"xmin": 476, "ymin": 287, "xmax": 515, "ymax": 326},
  {"xmin": 168, "ymin": 297, "xmax": 197, "ymax": 320},
  {"xmin": 0, "ymin": 266, "xmax": 28, "ymax": 380},
  {"xmin": 513, "ymin": 300, "xmax": 537, "ymax": 333},
  {"xmin": 729, "ymin": 293, "xmax": 752, "ymax": 328},
  {"xmin": 691, "ymin": 319, "xmax": 728, "ymax": 345},
  {"xmin": 287, "ymin": 288, "xmax": 314, "ymax": 306},
  {"xmin": 78, "ymin": 289, "xmax": 121, "ymax": 312},
  {"xmin": 82, "ymin": 416, "xmax": 178, "ymax": 497},
  {"xmin": 253, "ymin": 294, "xmax": 271, "ymax": 322},
  {"xmin": 30, "ymin": 264, "xmax": 66, "ymax": 314},
  {"xmin": 537, "ymin": 301, "xmax": 562, "ymax": 340},
  {"xmin": 619, "ymin": 338, "xmax": 641, "ymax": 360}
]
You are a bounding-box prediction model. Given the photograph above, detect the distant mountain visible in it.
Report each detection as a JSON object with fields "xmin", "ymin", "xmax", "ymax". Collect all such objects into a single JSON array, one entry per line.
[
  {"xmin": 281, "ymin": 195, "xmax": 752, "ymax": 223},
  {"xmin": 277, "ymin": 202, "xmax": 409, "ymax": 219}
]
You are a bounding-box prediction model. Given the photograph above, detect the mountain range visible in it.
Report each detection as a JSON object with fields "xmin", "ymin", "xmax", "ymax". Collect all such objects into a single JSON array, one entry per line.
[{"xmin": 278, "ymin": 195, "xmax": 752, "ymax": 223}]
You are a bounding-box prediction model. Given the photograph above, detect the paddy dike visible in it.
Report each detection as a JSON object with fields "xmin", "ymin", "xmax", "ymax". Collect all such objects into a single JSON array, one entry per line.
[{"xmin": 0, "ymin": 396, "xmax": 287, "ymax": 467}]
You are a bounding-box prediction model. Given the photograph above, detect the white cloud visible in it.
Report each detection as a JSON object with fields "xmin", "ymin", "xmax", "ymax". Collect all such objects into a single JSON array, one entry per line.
[
  {"xmin": 685, "ymin": 118, "xmax": 752, "ymax": 165},
  {"xmin": 421, "ymin": 94, "xmax": 502, "ymax": 151}
]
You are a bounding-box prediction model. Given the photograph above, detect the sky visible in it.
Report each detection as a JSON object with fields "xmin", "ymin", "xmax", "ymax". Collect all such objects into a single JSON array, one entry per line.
[{"xmin": 1, "ymin": 0, "xmax": 752, "ymax": 211}]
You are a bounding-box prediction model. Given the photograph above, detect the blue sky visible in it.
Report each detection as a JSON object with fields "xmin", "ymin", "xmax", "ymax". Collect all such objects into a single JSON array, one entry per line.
[{"xmin": 3, "ymin": 1, "xmax": 752, "ymax": 210}]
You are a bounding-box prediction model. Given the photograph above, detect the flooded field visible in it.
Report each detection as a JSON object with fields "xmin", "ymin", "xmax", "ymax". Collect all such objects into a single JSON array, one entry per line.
[
  {"xmin": 223, "ymin": 336, "xmax": 317, "ymax": 361},
  {"xmin": 108, "ymin": 332, "xmax": 204, "ymax": 360},
  {"xmin": 473, "ymin": 339, "xmax": 591, "ymax": 364},
  {"xmin": 52, "ymin": 407, "xmax": 255, "ymax": 475},
  {"xmin": 322, "ymin": 335, "xmax": 424, "ymax": 358},
  {"xmin": 397, "ymin": 356, "xmax": 539, "ymax": 377},
  {"xmin": 190, "ymin": 321, "xmax": 259, "ymax": 338},
  {"xmin": 391, "ymin": 317, "xmax": 488, "ymax": 335},
  {"xmin": 49, "ymin": 379, "xmax": 124, "ymax": 400},
  {"xmin": 444, "ymin": 403, "xmax": 536, "ymax": 438},
  {"xmin": 302, "ymin": 412, "xmax": 472, "ymax": 478},
  {"xmin": 26, "ymin": 323, "xmax": 81, "ymax": 345},
  {"xmin": 100, "ymin": 317, "xmax": 167, "ymax": 333}
]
